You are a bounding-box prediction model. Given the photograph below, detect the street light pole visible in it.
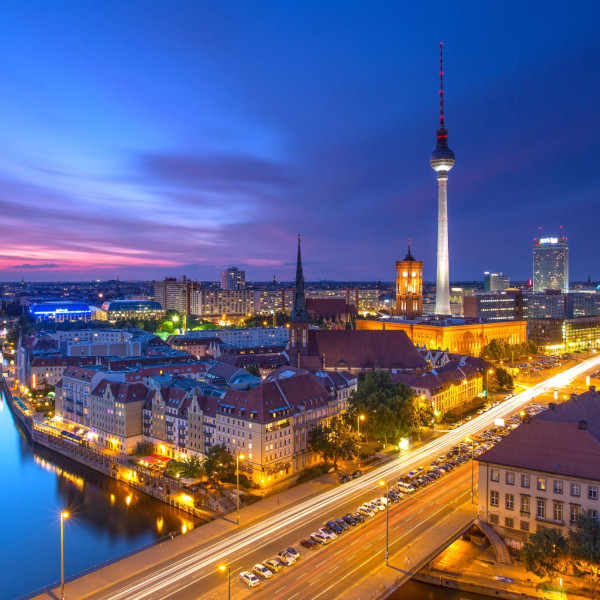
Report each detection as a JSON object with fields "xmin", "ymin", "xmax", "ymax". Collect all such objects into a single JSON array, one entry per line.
[
  {"xmin": 466, "ymin": 438, "xmax": 475, "ymax": 503},
  {"xmin": 218, "ymin": 565, "xmax": 231, "ymax": 600},
  {"xmin": 236, "ymin": 453, "xmax": 245, "ymax": 525},
  {"xmin": 379, "ymin": 480, "xmax": 389, "ymax": 565},
  {"xmin": 60, "ymin": 511, "xmax": 69, "ymax": 600},
  {"xmin": 357, "ymin": 414, "xmax": 365, "ymax": 468}
]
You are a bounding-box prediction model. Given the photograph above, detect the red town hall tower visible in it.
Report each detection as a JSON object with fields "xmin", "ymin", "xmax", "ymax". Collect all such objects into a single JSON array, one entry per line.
[{"xmin": 392, "ymin": 240, "xmax": 423, "ymax": 319}]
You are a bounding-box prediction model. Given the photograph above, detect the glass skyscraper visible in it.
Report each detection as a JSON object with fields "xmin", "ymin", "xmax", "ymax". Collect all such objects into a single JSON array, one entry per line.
[{"xmin": 533, "ymin": 236, "xmax": 569, "ymax": 293}]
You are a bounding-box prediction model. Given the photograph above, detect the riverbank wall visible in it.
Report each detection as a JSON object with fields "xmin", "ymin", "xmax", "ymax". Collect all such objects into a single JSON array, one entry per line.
[{"xmin": 2, "ymin": 378, "xmax": 223, "ymax": 519}]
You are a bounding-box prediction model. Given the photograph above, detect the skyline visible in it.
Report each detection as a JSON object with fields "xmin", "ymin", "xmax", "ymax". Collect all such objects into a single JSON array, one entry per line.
[{"xmin": 2, "ymin": 2, "xmax": 599, "ymax": 282}]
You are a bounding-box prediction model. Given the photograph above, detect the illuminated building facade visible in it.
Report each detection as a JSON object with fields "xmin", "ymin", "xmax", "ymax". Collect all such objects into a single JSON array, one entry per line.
[
  {"xmin": 392, "ymin": 241, "xmax": 423, "ymax": 319},
  {"xmin": 189, "ymin": 289, "xmax": 258, "ymax": 320},
  {"xmin": 484, "ymin": 272, "xmax": 510, "ymax": 292},
  {"xmin": 220, "ymin": 267, "xmax": 246, "ymax": 290},
  {"xmin": 533, "ymin": 236, "xmax": 569, "ymax": 293},
  {"xmin": 356, "ymin": 317, "xmax": 527, "ymax": 357},
  {"xmin": 96, "ymin": 299, "xmax": 164, "ymax": 322},
  {"xmin": 528, "ymin": 316, "xmax": 600, "ymax": 352},
  {"xmin": 153, "ymin": 276, "xmax": 198, "ymax": 315},
  {"xmin": 463, "ymin": 293, "xmax": 517, "ymax": 321},
  {"xmin": 29, "ymin": 302, "xmax": 92, "ymax": 322}
]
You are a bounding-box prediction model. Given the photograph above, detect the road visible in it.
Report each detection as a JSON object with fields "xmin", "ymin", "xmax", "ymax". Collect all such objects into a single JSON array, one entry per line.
[{"xmin": 80, "ymin": 354, "xmax": 600, "ymax": 600}]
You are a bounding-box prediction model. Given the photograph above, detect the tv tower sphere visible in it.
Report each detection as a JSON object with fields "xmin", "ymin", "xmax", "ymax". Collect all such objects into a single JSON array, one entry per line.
[{"xmin": 430, "ymin": 144, "xmax": 455, "ymax": 172}]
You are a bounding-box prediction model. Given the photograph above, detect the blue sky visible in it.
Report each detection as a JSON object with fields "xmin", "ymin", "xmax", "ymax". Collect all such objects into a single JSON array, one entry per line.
[{"xmin": 1, "ymin": 1, "xmax": 599, "ymax": 282}]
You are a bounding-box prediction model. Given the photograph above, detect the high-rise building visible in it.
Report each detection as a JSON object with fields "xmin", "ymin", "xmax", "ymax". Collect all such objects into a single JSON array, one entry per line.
[
  {"xmin": 153, "ymin": 276, "xmax": 198, "ymax": 315},
  {"xmin": 484, "ymin": 272, "xmax": 510, "ymax": 292},
  {"xmin": 393, "ymin": 240, "xmax": 423, "ymax": 319},
  {"xmin": 220, "ymin": 267, "xmax": 246, "ymax": 290},
  {"xmin": 430, "ymin": 43, "xmax": 455, "ymax": 316},
  {"xmin": 533, "ymin": 236, "xmax": 569, "ymax": 293}
]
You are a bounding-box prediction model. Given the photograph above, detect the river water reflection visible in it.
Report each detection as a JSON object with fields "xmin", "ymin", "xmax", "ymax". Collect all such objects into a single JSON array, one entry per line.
[{"xmin": 2, "ymin": 389, "xmax": 201, "ymax": 599}]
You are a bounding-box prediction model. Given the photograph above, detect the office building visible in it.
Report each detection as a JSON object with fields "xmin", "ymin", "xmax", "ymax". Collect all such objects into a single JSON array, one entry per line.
[
  {"xmin": 484, "ymin": 272, "xmax": 510, "ymax": 292},
  {"xmin": 153, "ymin": 276, "xmax": 199, "ymax": 315},
  {"xmin": 463, "ymin": 293, "xmax": 517, "ymax": 322},
  {"xmin": 189, "ymin": 289, "xmax": 258, "ymax": 320},
  {"xmin": 528, "ymin": 316, "xmax": 600, "ymax": 352},
  {"xmin": 533, "ymin": 236, "xmax": 569, "ymax": 293},
  {"xmin": 221, "ymin": 267, "xmax": 246, "ymax": 290},
  {"xmin": 96, "ymin": 299, "xmax": 164, "ymax": 322}
]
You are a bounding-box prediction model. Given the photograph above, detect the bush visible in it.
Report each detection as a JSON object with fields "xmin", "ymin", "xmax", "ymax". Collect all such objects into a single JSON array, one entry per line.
[
  {"xmin": 133, "ymin": 441, "xmax": 155, "ymax": 457},
  {"xmin": 296, "ymin": 462, "xmax": 333, "ymax": 483}
]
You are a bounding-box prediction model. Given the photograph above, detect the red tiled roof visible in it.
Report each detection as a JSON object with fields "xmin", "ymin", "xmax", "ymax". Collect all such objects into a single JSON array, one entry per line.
[{"xmin": 306, "ymin": 330, "xmax": 427, "ymax": 371}]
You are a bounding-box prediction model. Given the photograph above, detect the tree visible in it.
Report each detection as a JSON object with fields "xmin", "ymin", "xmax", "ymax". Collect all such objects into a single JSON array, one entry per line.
[
  {"xmin": 347, "ymin": 371, "xmax": 419, "ymax": 447},
  {"xmin": 203, "ymin": 444, "xmax": 236, "ymax": 485},
  {"xmin": 488, "ymin": 367, "xmax": 514, "ymax": 392},
  {"xmin": 245, "ymin": 364, "xmax": 261, "ymax": 377},
  {"xmin": 180, "ymin": 455, "xmax": 204, "ymax": 479},
  {"xmin": 519, "ymin": 528, "xmax": 568, "ymax": 582},
  {"xmin": 480, "ymin": 338, "xmax": 538, "ymax": 362},
  {"xmin": 133, "ymin": 441, "xmax": 155, "ymax": 457},
  {"xmin": 569, "ymin": 512, "xmax": 600, "ymax": 576},
  {"xmin": 308, "ymin": 416, "xmax": 358, "ymax": 468}
]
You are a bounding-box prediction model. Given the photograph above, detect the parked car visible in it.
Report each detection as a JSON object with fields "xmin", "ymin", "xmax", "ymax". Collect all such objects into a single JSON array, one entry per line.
[
  {"xmin": 372, "ymin": 499, "xmax": 386, "ymax": 511},
  {"xmin": 240, "ymin": 571, "xmax": 261, "ymax": 587},
  {"xmin": 325, "ymin": 520, "xmax": 344, "ymax": 534},
  {"xmin": 253, "ymin": 564, "xmax": 273, "ymax": 579},
  {"xmin": 333, "ymin": 518, "xmax": 350, "ymax": 530},
  {"xmin": 357, "ymin": 506, "xmax": 375, "ymax": 518},
  {"xmin": 397, "ymin": 481, "xmax": 416, "ymax": 493},
  {"xmin": 277, "ymin": 550, "xmax": 296, "ymax": 565},
  {"xmin": 352, "ymin": 469, "xmax": 363, "ymax": 479},
  {"xmin": 264, "ymin": 559, "xmax": 284, "ymax": 573},
  {"xmin": 300, "ymin": 538, "xmax": 318, "ymax": 550},
  {"xmin": 318, "ymin": 527, "xmax": 337, "ymax": 541},
  {"xmin": 310, "ymin": 532, "xmax": 329, "ymax": 545},
  {"xmin": 350, "ymin": 512, "xmax": 366, "ymax": 523},
  {"xmin": 285, "ymin": 547, "xmax": 301, "ymax": 560},
  {"xmin": 342, "ymin": 514, "xmax": 358, "ymax": 526},
  {"xmin": 339, "ymin": 473, "xmax": 352, "ymax": 484}
]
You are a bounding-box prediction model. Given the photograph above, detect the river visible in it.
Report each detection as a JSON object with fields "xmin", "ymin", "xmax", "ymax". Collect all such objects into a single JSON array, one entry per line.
[{"xmin": 2, "ymin": 386, "xmax": 201, "ymax": 600}]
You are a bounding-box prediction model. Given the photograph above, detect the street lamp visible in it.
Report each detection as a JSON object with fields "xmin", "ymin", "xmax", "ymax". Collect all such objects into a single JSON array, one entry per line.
[
  {"xmin": 465, "ymin": 438, "xmax": 475, "ymax": 503},
  {"xmin": 236, "ymin": 453, "xmax": 245, "ymax": 525},
  {"xmin": 218, "ymin": 564, "xmax": 231, "ymax": 600},
  {"xmin": 357, "ymin": 414, "xmax": 365, "ymax": 467},
  {"xmin": 379, "ymin": 480, "xmax": 389, "ymax": 565},
  {"xmin": 487, "ymin": 368, "xmax": 493, "ymax": 393},
  {"xmin": 60, "ymin": 511, "xmax": 69, "ymax": 600}
]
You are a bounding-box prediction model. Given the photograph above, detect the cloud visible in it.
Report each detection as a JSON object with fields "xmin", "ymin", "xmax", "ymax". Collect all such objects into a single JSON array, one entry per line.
[{"xmin": 9, "ymin": 263, "xmax": 59, "ymax": 269}]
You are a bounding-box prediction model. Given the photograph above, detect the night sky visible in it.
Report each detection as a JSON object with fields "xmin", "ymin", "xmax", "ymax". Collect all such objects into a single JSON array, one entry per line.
[{"xmin": 1, "ymin": 2, "xmax": 599, "ymax": 283}]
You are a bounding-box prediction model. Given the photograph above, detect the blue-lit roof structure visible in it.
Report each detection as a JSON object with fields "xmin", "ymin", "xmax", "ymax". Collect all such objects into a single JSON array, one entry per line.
[{"xmin": 30, "ymin": 302, "xmax": 92, "ymax": 316}]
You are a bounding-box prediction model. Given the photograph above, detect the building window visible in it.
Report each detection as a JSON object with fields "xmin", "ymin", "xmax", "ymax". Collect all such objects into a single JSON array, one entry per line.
[
  {"xmin": 489, "ymin": 514, "xmax": 499, "ymax": 524},
  {"xmin": 506, "ymin": 471, "xmax": 515, "ymax": 485},
  {"xmin": 590, "ymin": 510, "xmax": 599, "ymax": 524},
  {"xmin": 553, "ymin": 502, "xmax": 563, "ymax": 523},
  {"xmin": 505, "ymin": 517, "xmax": 514, "ymax": 528},
  {"xmin": 490, "ymin": 491, "xmax": 499, "ymax": 507},
  {"xmin": 537, "ymin": 499, "xmax": 546, "ymax": 519},
  {"xmin": 554, "ymin": 480, "xmax": 563, "ymax": 494},
  {"xmin": 520, "ymin": 520, "xmax": 530, "ymax": 532},
  {"xmin": 571, "ymin": 483, "xmax": 581, "ymax": 497},
  {"xmin": 537, "ymin": 477, "xmax": 547, "ymax": 491},
  {"xmin": 490, "ymin": 469, "xmax": 499, "ymax": 482},
  {"xmin": 571, "ymin": 505, "xmax": 581, "ymax": 523},
  {"xmin": 505, "ymin": 494, "xmax": 514, "ymax": 510},
  {"xmin": 588, "ymin": 486, "xmax": 598, "ymax": 500},
  {"xmin": 521, "ymin": 474, "xmax": 530, "ymax": 488},
  {"xmin": 521, "ymin": 495, "xmax": 530, "ymax": 514}
]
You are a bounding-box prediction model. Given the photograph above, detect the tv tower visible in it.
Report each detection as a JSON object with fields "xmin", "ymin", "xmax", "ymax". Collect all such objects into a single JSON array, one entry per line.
[{"xmin": 430, "ymin": 42, "xmax": 455, "ymax": 316}]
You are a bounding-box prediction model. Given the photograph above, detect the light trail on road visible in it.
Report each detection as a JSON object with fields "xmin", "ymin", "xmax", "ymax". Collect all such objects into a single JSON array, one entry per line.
[{"xmin": 96, "ymin": 356, "xmax": 600, "ymax": 600}]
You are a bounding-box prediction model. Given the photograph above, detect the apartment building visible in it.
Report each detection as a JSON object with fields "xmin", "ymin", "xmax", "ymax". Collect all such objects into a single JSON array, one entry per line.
[{"xmin": 477, "ymin": 390, "xmax": 600, "ymax": 542}]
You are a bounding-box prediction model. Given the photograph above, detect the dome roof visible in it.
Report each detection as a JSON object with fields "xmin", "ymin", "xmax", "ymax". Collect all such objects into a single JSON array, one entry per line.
[{"xmin": 430, "ymin": 146, "xmax": 455, "ymax": 171}]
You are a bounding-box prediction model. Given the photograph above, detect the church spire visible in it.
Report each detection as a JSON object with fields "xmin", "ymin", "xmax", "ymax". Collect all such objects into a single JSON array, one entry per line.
[
  {"xmin": 404, "ymin": 237, "xmax": 416, "ymax": 261},
  {"xmin": 290, "ymin": 234, "xmax": 309, "ymax": 322}
]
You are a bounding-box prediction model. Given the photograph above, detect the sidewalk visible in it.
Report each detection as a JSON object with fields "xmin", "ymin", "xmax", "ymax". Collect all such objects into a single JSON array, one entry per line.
[
  {"xmin": 31, "ymin": 459, "xmax": 387, "ymax": 600},
  {"xmin": 416, "ymin": 538, "xmax": 600, "ymax": 600}
]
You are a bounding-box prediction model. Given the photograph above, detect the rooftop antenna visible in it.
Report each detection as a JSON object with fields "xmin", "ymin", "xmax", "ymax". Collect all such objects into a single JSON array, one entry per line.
[{"xmin": 439, "ymin": 42, "xmax": 444, "ymax": 130}]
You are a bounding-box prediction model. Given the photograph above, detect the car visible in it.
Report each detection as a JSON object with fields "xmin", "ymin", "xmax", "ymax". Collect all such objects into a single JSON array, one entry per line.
[
  {"xmin": 364, "ymin": 501, "xmax": 381, "ymax": 512},
  {"xmin": 310, "ymin": 532, "xmax": 329, "ymax": 545},
  {"xmin": 253, "ymin": 564, "xmax": 273, "ymax": 579},
  {"xmin": 333, "ymin": 518, "xmax": 350, "ymax": 530},
  {"xmin": 300, "ymin": 538, "xmax": 318, "ymax": 550},
  {"xmin": 285, "ymin": 546, "xmax": 301, "ymax": 560},
  {"xmin": 350, "ymin": 512, "xmax": 366, "ymax": 523},
  {"xmin": 384, "ymin": 492, "xmax": 399, "ymax": 503},
  {"xmin": 339, "ymin": 473, "xmax": 352, "ymax": 484},
  {"xmin": 240, "ymin": 571, "xmax": 261, "ymax": 587},
  {"xmin": 352, "ymin": 469, "xmax": 363, "ymax": 479},
  {"xmin": 277, "ymin": 550, "xmax": 296, "ymax": 565},
  {"xmin": 406, "ymin": 470, "xmax": 417, "ymax": 478},
  {"xmin": 371, "ymin": 499, "xmax": 386, "ymax": 511},
  {"xmin": 318, "ymin": 527, "xmax": 337, "ymax": 540},
  {"xmin": 356, "ymin": 506, "xmax": 375, "ymax": 518},
  {"xmin": 416, "ymin": 466, "xmax": 425, "ymax": 473},
  {"xmin": 397, "ymin": 481, "xmax": 416, "ymax": 493},
  {"xmin": 342, "ymin": 514, "xmax": 358, "ymax": 526},
  {"xmin": 264, "ymin": 558, "xmax": 284, "ymax": 573},
  {"xmin": 325, "ymin": 520, "xmax": 344, "ymax": 534}
]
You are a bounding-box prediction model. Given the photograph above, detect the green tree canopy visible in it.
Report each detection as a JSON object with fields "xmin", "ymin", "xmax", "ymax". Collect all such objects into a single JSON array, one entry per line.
[
  {"xmin": 307, "ymin": 416, "xmax": 357, "ymax": 467},
  {"xmin": 203, "ymin": 444, "xmax": 236, "ymax": 485},
  {"xmin": 569, "ymin": 511, "xmax": 600, "ymax": 571},
  {"xmin": 519, "ymin": 528, "xmax": 568, "ymax": 581},
  {"xmin": 480, "ymin": 339, "xmax": 537, "ymax": 362}
]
